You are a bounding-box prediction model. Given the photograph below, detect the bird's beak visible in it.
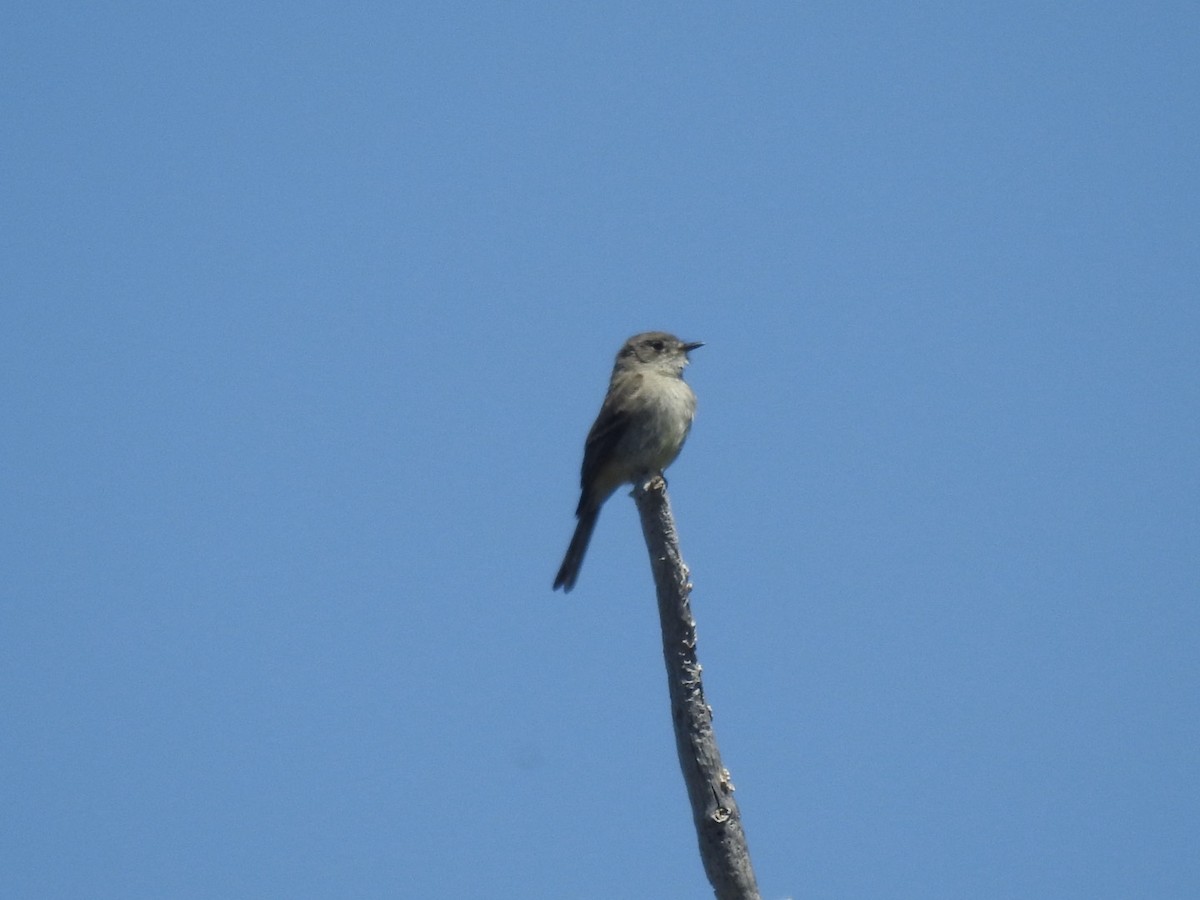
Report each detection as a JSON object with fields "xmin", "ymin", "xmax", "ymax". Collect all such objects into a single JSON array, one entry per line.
[{"xmin": 682, "ymin": 341, "xmax": 704, "ymax": 353}]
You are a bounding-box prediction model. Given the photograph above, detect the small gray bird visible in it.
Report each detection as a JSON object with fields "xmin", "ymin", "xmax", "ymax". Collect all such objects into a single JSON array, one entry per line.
[{"xmin": 553, "ymin": 332, "xmax": 703, "ymax": 592}]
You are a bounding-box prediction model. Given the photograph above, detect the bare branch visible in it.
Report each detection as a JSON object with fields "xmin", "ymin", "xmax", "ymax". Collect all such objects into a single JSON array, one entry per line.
[{"xmin": 633, "ymin": 477, "xmax": 760, "ymax": 900}]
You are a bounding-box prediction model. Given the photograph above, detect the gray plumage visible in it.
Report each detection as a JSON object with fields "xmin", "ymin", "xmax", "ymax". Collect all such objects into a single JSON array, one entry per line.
[{"xmin": 554, "ymin": 332, "xmax": 702, "ymax": 592}]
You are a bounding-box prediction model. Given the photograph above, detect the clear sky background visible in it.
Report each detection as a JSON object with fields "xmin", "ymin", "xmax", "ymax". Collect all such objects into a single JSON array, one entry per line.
[{"xmin": 3, "ymin": 4, "xmax": 1197, "ymax": 899}]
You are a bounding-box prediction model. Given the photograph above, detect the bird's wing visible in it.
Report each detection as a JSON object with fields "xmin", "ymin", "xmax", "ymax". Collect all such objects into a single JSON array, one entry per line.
[{"xmin": 577, "ymin": 372, "xmax": 643, "ymax": 509}]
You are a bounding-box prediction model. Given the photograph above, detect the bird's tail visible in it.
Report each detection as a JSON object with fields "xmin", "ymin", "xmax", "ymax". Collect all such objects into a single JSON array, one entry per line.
[{"xmin": 553, "ymin": 506, "xmax": 600, "ymax": 592}]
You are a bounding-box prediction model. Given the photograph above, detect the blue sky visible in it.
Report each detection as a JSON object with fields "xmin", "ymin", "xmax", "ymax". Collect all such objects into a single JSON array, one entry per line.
[{"xmin": 3, "ymin": 3, "xmax": 1197, "ymax": 898}]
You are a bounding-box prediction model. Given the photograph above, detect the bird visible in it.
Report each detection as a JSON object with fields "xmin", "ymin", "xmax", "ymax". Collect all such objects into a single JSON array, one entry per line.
[{"xmin": 554, "ymin": 332, "xmax": 703, "ymax": 592}]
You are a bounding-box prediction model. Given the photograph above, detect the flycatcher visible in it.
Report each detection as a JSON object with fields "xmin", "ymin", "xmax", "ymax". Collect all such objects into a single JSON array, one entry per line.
[{"xmin": 553, "ymin": 331, "xmax": 703, "ymax": 592}]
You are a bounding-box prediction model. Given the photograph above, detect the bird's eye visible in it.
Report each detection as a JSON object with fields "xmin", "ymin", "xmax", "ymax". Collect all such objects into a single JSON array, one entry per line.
[{"xmin": 650, "ymin": 340, "xmax": 665, "ymax": 351}]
